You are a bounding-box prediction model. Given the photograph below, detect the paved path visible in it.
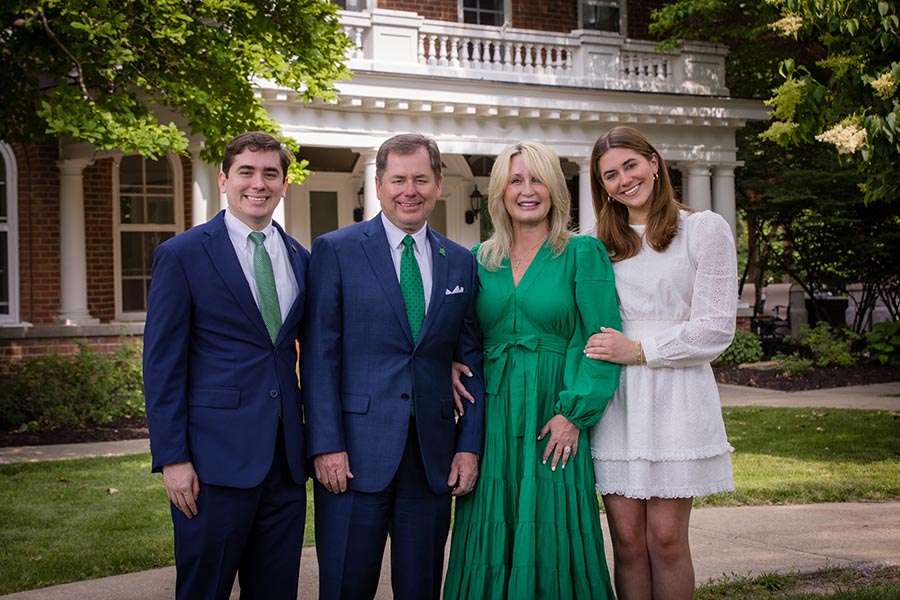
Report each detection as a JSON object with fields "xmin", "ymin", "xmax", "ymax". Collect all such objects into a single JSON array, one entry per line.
[{"xmin": 2, "ymin": 381, "xmax": 899, "ymax": 598}]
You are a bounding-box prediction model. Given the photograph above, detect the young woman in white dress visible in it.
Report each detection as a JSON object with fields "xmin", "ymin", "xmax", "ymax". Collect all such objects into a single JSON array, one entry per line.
[{"xmin": 584, "ymin": 126, "xmax": 737, "ymax": 600}]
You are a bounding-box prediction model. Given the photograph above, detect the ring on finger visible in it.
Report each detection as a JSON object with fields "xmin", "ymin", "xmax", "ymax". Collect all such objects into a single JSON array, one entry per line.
[{"xmin": 563, "ymin": 446, "xmax": 572, "ymax": 454}]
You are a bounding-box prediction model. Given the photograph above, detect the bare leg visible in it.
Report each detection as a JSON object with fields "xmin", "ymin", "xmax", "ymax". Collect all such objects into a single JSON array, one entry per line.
[
  {"xmin": 602, "ymin": 494, "xmax": 652, "ymax": 600},
  {"xmin": 646, "ymin": 497, "xmax": 694, "ymax": 600}
]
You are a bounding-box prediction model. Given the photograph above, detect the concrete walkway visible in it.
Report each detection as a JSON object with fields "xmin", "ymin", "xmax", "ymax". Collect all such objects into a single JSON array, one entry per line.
[{"xmin": 2, "ymin": 382, "xmax": 899, "ymax": 599}]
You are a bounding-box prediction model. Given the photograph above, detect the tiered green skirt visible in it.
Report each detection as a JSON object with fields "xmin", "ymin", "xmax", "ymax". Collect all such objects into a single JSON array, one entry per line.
[{"xmin": 444, "ymin": 343, "xmax": 614, "ymax": 599}]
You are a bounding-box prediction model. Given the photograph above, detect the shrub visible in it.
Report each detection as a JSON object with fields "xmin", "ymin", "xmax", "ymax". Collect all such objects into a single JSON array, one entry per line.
[
  {"xmin": 0, "ymin": 342, "xmax": 144, "ymax": 431},
  {"xmin": 788, "ymin": 322, "xmax": 860, "ymax": 367},
  {"xmin": 773, "ymin": 352, "xmax": 815, "ymax": 377},
  {"xmin": 714, "ymin": 329, "xmax": 764, "ymax": 365},
  {"xmin": 866, "ymin": 320, "xmax": 900, "ymax": 366}
]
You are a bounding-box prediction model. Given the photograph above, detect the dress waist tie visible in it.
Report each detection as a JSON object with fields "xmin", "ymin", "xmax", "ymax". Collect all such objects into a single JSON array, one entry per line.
[{"xmin": 483, "ymin": 334, "xmax": 568, "ymax": 438}]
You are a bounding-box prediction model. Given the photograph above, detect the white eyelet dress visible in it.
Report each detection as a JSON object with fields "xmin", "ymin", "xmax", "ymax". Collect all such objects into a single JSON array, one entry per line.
[{"xmin": 591, "ymin": 210, "xmax": 737, "ymax": 499}]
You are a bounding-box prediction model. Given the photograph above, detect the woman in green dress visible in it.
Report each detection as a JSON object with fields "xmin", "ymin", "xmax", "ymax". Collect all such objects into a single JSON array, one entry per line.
[{"xmin": 443, "ymin": 141, "xmax": 621, "ymax": 599}]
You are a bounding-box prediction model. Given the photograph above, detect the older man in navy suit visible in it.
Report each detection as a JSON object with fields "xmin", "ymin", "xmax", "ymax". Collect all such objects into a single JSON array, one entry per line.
[
  {"xmin": 144, "ymin": 132, "xmax": 309, "ymax": 600},
  {"xmin": 302, "ymin": 133, "xmax": 485, "ymax": 599}
]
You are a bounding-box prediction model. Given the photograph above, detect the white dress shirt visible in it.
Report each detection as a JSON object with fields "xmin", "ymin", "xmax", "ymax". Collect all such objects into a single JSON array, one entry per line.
[
  {"xmin": 381, "ymin": 213, "xmax": 433, "ymax": 312},
  {"xmin": 224, "ymin": 208, "xmax": 299, "ymax": 323}
]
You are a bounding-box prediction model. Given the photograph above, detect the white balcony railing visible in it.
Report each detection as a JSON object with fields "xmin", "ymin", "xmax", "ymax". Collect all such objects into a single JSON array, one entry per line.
[{"xmin": 338, "ymin": 9, "xmax": 728, "ymax": 96}]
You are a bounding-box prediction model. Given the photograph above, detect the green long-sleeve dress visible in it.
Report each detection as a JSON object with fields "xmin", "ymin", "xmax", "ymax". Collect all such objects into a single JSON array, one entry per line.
[{"xmin": 444, "ymin": 235, "xmax": 621, "ymax": 600}]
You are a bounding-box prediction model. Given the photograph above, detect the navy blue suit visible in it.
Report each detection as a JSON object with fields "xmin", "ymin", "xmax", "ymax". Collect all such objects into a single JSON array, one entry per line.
[
  {"xmin": 143, "ymin": 210, "xmax": 309, "ymax": 599},
  {"xmin": 301, "ymin": 215, "xmax": 485, "ymax": 599}
]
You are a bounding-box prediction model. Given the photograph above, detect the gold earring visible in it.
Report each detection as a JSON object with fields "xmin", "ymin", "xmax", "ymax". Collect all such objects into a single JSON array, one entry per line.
[
  {"xmin": 607, "ymin": 195, "xmax": 614, "ymax": 204},
  {"xmin": 653, "ymin": 172, "xmax": 659, "ymax": 181}
]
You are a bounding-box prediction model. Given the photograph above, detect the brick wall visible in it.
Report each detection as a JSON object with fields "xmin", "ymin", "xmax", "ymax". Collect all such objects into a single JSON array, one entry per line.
[
  {"xmin": 375, "ymin": 1, "xmax": 667, "ymax": 39},
  {"xmin": 84, "ymin": 158, "xmax": 116, "ymax": 322},
  {"xmin": 626, "ymin": 0, "xmax": 667, "ymax": 39},
  {"xmin": 0, "ymin": 335, "xmax": 138, "ymax": 365},
  {"xmin": 513, "ymin": 0, "xmax": 577, "ymax": 32},
  {"xmin": 180, "ymin": 155, "xmax": 193, "ymax": 228},
  {"xmin": 14, "ymin": 143, "xmax": 61, "ymax": 325},
  {"xmin": 380, "ymin": 0, "xmax": 457, "ymax": 21}
]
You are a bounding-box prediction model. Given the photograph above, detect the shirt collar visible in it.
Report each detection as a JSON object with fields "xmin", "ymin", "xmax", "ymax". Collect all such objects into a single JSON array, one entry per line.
[
  {"xmin": 225, "ymin": 208, "xmax": 276, "ymax": 249},
  {"xmin": 380, "ymin": 213, "xmax": 428, "ymax": 251}
]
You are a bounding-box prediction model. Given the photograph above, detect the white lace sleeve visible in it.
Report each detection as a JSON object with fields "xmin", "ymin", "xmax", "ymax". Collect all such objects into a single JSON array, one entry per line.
[{"xmin": 643, "ymin": 211, "xmax": 738, "ymax": 368}]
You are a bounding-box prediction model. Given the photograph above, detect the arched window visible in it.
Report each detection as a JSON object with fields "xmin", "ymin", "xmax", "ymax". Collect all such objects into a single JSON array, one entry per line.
[
  {"xmin": 115, "ymin": 154, "xmax": 183, "ymax": 319},
  {"xmin": 0, "ymin": 143, "xmax": 19, "ymax": 324}
]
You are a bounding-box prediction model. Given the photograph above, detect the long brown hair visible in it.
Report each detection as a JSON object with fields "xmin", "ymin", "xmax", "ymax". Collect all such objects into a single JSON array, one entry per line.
[{"xmin": 590, "ymin": 126, "xmax": 689, "ymax": 261}]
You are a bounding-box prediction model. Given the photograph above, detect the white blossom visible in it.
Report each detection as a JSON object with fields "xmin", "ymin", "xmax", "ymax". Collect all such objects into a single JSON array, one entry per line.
[
  {"xmin": 870, "ymin": 72, "xmax": 897, "ymax": 100},
  {"xmin": 770, "ymin": 13, "xmax": 803, "ymax": 37},
  {"xmin": 815, "ymin": 123, "xmax": 867, "ymax": 154}
]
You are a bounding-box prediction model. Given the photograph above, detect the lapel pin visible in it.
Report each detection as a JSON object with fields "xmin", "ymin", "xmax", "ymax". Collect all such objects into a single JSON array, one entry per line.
[{"xmin": 439, "ymin": 247, "xmax": 446, "ymax": 256}]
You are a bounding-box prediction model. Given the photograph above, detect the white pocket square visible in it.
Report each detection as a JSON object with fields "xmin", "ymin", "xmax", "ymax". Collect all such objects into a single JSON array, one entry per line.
[{"xmin": 445, "ymin": 285, "xmax": 465, "ymax": 295}]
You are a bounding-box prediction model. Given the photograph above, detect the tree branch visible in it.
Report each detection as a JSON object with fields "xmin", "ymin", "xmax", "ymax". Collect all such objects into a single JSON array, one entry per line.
[{"xmin": 38, "ymin": 9, "xmax": 91, "ymax": 101}]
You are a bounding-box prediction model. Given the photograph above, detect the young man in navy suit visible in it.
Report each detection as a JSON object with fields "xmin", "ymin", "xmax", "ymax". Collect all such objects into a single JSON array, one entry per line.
[
  {"xmin": 302, "ymin": 133, "xmax": 485, "ymax": 599},
  {"xmin": 144, "ymin": 132, "xmax": 309, "ymax": 600}
]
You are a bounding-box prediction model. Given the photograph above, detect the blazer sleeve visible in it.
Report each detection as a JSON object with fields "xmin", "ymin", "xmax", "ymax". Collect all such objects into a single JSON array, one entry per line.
[
  {"xmin": 555, "ymin": 237, "xmax": 622, "ymax": 429},
  {"xmin": 143, "ymin": 244, "xmax": 193, "ymax": 472},
  {"xmin": 300, "ymin": 236, "xmax": 346, "ymax": 458},
  {"xmin": 451, "ymin": 250, "xmax": 486, "ymax": 455}
]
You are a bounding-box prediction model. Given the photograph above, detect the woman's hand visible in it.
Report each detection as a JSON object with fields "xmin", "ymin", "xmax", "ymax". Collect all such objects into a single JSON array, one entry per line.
[
  {"xmin": 584, "ymin": 326, "xmax": 636, "ymax": 365},
  {"xmin": 451, "ymin": 361, "xmax": 475, "ymax": 416},
  {"xmin": 538, "ymin": 414, "xmax": 580, "ymax": 471}
]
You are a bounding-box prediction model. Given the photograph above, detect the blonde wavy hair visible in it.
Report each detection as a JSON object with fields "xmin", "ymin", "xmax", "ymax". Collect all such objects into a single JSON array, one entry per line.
[
  {"xmin": 478, "ymin": 141, "xmax": 573, "ymax": 271},
  {"xmin": 590, "ymin": 126, "xmax": 689, "ymax": 262}
]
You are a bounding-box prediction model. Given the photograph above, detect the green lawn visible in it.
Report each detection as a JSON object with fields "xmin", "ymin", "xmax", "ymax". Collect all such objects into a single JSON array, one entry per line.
[
  {"xmin": 1, "ymin": 407, "xmax": 898, "ymax": 594},
  {"xmin": 698, "ymin": 407, "xmax": 900, "ymax": 507}
]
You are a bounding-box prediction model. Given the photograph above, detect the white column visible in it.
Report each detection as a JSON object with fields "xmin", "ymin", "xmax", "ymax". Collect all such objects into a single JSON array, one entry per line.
[
  {"xmin": 57, "ymin": 159, "xmax": 99, "ymax": 325},
  {"xmin": 712, "ymin": 165, "xmax": 737, "ymax": 236},
  {"xmin": 686, "ymin": 165, "xmax": 712, "ymax": 212},
  {"xmin": 575, "ymin": 158, "xmax": 595, "ymax": 233},
  {"xmin": 679, "ymin": 165, "xmax": 690, "ymax": 205},
  {"xmin": 190, "ymin": 150, "xmax": 217, "ymax": 226},
  {"xmin": 361, "ymin": 151, "xmax": 379, "ymax": 220}
]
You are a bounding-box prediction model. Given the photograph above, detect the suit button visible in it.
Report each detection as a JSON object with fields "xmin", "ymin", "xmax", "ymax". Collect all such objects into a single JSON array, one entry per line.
[
  {"xmin": 270, "ymin": 390, "xmax": 279, "ymax": 398},
  {"xmin": 401, "ymin": 393, "xmax": 410, "ymax": 401}
]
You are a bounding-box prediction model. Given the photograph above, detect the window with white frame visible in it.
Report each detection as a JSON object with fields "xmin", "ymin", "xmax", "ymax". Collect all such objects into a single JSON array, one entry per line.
[
  {"xmin": 580, "ymin": 0, "xmax": 623, "ymax": 32},
  {"xmin": 461, "ymin": 0, "xmax": 506, "ymax": 26},
  {"xmin": 115, "ymin": 154, "xmax": 182, "ymax": 319},
  {"xmin": 0, "ymin": 144, "xmax": 18, "ymax": 324},
  {"xmin": 331, "ymin": 0, "xmax": 366, "ymax": 10}
]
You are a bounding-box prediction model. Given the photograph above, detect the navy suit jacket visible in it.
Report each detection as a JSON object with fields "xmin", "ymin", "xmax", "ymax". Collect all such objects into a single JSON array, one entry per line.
[
  {"xmin": 143, "ymin": 210, "xmax": 309, "ymax": 488},
  {"xmin": 301, "ymin": 215, "xmax": 485, "ymax": 495}
]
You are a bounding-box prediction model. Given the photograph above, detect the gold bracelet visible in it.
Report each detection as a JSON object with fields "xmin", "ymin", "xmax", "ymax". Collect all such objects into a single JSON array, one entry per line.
[{"xmin": 633, "ymin": 341, "xmax": 646, "ymax": 365}]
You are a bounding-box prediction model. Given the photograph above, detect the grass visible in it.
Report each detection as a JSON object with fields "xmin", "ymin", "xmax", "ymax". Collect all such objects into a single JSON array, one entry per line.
[
  {"xmin": 697, "ymin": 407, "xmax": 900, "ymax": 507},
  {"xmin": 695, "ymin": 565, "xmax": 900, "ymax": 599},
  {"xmin": 0, "ymin": 407, "xmax": 898, "ymax": 593},
  {"xmin": 0, "ymin": 454, "xmax": 315, "ymax": 594}
]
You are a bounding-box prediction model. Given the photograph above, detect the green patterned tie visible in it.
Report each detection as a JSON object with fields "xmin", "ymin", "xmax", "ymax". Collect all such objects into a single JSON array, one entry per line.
[
  {"xmin": 249, "ymin": 232, "xmax": 282, "ymax": 343},
  {"xmin": 400, "ymin": 235, "xmax": 425, "ymax": 341}
]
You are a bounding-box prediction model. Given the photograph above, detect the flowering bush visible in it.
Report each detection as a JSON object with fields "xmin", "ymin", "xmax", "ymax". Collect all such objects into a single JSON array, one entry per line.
[{"xmin": 815, "ymin": 121, "xmax": 868, "ymax": 155}]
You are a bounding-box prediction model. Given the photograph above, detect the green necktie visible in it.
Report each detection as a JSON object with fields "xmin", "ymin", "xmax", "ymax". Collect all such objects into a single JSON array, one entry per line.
[
  {"xmin": 249, "ymin": 232, "xmax": 282, "ymax": 343},
  {"xmin": 400, "ymin": 235, "xmax": 425, "ymax": 341}
]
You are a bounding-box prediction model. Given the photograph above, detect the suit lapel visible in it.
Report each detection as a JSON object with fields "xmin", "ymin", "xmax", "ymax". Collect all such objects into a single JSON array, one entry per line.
[
  {"xmin": 419, "ymin": 228, "xmax": 448, "ymax": 341},
  {"xmin": 275, "ymin": 222, "xmax": 306, "ymax": 341},
  {"xmin": 202, "ymin": 212, "xmax": 271, "ymax": 342},
  {"xmin": 361, "ymin": 217, "xmax": 416, "ymax": 345}
]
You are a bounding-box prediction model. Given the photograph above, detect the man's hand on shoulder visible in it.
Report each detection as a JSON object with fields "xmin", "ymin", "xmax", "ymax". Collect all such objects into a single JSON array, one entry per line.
[
  {"xmin": 448, "ymin": 451, "xmax": 479, "ymax": 497},
  {"xmin": 313, "ymin": 451, "xmax": 354, "ymax": 494},
  {"xmin": 162, "ymin": 462, "xmax": 199, "ymax": 518}
]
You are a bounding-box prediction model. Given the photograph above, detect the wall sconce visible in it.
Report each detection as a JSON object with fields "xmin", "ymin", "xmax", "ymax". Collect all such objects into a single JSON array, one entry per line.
[
  {"xmin": 465, "ymin": 186, "xmax": 483, "ymax": 225},
  {"xmin": 354, "ymin": 186, "xmax": 364, "ymax": 222}
]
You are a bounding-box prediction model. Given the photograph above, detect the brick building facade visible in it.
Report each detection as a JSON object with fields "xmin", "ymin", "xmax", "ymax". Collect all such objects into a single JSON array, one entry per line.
[{"xmin": 0, "ymin": 0, "xmax": 764, "ymax": 364}]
